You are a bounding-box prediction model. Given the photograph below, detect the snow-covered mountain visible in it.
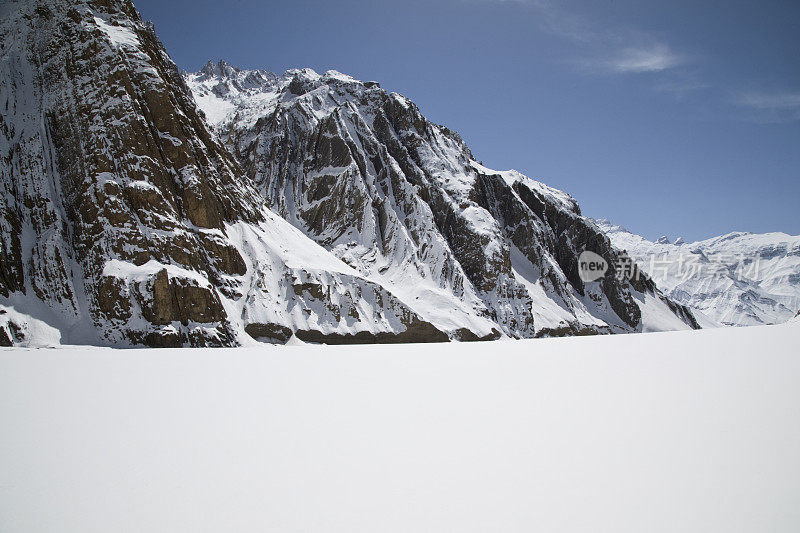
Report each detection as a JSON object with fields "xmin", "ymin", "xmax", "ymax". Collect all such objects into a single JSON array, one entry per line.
[
  {"xmin": 0, "ymin": 0, "xmax": 456, "ymax": 347},
  {"xmin": 0, "ymin": 0, "xmax": 699, "ymax": 347},
  {"xmin": 595, "ymin": 219, "xmax": 800, "ymax": 326},
  {"xmin": 185, "ymin": 61, "xmax": 698, "ymax": 340}
]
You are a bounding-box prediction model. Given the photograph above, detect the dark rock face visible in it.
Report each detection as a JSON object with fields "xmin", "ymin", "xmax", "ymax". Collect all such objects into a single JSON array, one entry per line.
[
  {"xmin": 454, "ymin": 328, "xmax": 502, "ymax": 342},
  {"xmin": 534, "ymin": 325, "xmax": 602, "ymax": 338},
  {"xmin": 295, "ymin": 316, "xmax": 448, "ymax": 345},
  {"xmin": 0, "ymin": 318, "xmax": 24, "ymax": 346},
  {"xmin": 0, "ymin": 0, "xmax": 263, "ymax": 346},
  {"xmin": 0, "ymin": 326, "xmax": 12, "ymax": 347},
  {"xmin": 244, "ymin": 323, "xmax": 293, "ymax": 343},
  {"xmin": 139, "ymin": 269, "xmax": 227, "ymax": 326}
]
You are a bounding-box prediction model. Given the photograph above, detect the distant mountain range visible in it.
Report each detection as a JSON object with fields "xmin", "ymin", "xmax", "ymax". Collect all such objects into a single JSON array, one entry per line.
[
  {"xmin": 594, "ymin": 219, "xmax": 800, "ymax": 327},
  {"xmin": 1, "ymin": 0, "xmax": 794, "ymax": 347}
]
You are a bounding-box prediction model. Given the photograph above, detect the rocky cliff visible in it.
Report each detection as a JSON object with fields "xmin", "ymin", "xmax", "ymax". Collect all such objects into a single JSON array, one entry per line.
[{"xmin": 0, "ymin": 0, "xmax": 449, "ymax": 346}]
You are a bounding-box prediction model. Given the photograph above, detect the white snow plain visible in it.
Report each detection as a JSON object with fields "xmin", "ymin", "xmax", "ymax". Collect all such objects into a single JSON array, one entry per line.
[{"xmin": 1, "ymin": 323, "xmax": 799, "ymax": 533}]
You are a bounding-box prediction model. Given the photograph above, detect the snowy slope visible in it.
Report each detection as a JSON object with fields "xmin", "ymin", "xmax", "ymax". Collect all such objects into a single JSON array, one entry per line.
[
  {"xmin": 186, "ymin": 62, "xmax": 699, "ymax": 337},
  {"xmin": 595, "ymin": 219, "xmax": 800, "ymax": 326},
  {"xmin": 2, "ymin": 322, "xmax": 798, "ymax": 532}
]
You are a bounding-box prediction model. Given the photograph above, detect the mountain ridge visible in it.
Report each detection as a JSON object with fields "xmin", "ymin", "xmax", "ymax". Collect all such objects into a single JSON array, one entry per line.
[
  {"xmin": 594, "ymin": 218, "xmax": 800, "ymax": 327},
  {"xmin": 185, "ymin": 60, "xmax": 700, "ymax": 339},
  {"xmin": 0, "ymin": 0, "xmax": 699, "ymax": 347}
]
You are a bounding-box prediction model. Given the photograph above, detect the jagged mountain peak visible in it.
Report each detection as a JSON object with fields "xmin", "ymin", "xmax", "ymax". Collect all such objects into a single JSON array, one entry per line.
[
  {"xmin": 199, "ymin": 59, "xmax": 240, "ymax": 78},
  {"xmin": 188, "ymin": 62, "xmax": 399, "ymax": 128},
  {"xmin": 195, "ymin": 61, "xmax": 365, "ymax": 94},
  {"xmin": 187, "ymin": 63, "xmax": 700, "ymax": 338}
]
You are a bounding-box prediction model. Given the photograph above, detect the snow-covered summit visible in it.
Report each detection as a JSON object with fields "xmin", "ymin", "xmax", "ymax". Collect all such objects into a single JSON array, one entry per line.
[
  {"xmin": 186, "ymin": 61, "xmax": 700, "ymax": 338},
  {"xmin": 186, "ymin": 61, "xmax": 383, "ymax": 130}
]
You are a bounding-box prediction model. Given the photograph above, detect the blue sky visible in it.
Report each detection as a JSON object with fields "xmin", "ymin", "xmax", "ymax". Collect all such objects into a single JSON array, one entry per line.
[{"xmin": 134, "ymin": 0, "xmax": 799, "ymax": 241}]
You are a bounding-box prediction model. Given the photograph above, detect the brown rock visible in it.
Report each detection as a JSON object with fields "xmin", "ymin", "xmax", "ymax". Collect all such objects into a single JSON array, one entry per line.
[
  {"xmin": 141, "ymin": 268, "xmax": 226, "ymax": 326},
  {"xmin": 295, "ymin": 316, "xmax": 448, "ymax": 344},
  {"xmin": 245, "ymin": 323, "xmax": 293, "ymax": 343},
  {"xmin": 0, "ymin": 326, "xmax": 12, "ymax": 347},
  {"xmin": 96, "ymin": 276, "xmax": 132, "ymax": 321}
]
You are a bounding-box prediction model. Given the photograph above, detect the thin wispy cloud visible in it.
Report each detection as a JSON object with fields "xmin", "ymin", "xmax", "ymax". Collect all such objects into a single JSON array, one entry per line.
[
  {"xmin": 735, "ymin": 92, "xmax": 800, "ymax": 123},
  {"xmin": 604, "ymin": 44, "xmax": 683, "ymax": 74},
  {"xmin": 461, "ymin": 0, "xmax": 716, "ymax": 109},
  {"xmin": 737, "ymin": 92, "xmax": 800, "ymax": 110},
  {"xmin": 514, "ymin": 1, "xmax": 686, "ymax": 76},
  {"xmin": 526, "ymin": 0, "xmax": 599, "ymax": 44}
]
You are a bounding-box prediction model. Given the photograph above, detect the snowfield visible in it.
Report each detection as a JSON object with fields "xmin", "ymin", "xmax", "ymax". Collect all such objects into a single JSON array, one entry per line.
[{"xmin": 1, "ymin": 324, "xmax": 799, "ymax": 533}]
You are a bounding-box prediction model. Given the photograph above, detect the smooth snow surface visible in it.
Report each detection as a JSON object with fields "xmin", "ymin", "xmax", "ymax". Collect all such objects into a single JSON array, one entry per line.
[{"xmin": 2, "ymin": 324, "xmax": 799, "ymax": 532}]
